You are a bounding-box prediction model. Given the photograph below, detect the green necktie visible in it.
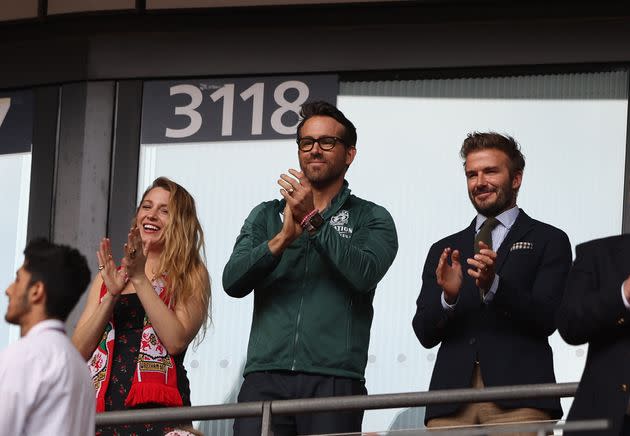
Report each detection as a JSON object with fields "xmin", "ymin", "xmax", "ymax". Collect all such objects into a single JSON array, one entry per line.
[
  {"xmin": 474, "ymin": 217, "xmax": 500, "ymax": 301},
  {"xmin": 474, "ymin": 217, "xmax": 499, "ymax": 254}
]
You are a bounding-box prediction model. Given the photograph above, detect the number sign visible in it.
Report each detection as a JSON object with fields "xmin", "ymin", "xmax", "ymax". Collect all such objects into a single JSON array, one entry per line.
[{"xmin": 141, "ymin": 75, "xmax": 338, "ymax": 144}]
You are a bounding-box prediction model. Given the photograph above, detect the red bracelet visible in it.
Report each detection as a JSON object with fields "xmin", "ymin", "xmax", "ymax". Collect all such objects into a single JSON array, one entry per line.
[{"xmin": 300, "ymin": 209, "xmax": 319, "ymax": 228}]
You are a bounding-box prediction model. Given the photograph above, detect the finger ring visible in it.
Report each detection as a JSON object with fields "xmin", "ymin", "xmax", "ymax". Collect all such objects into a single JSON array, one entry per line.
[
  {"xmin": 98, "ymin": 264, "xmax": 104, "ymax": 271},
  {"xmin": 288, "ymin": 188, "xmax": 294, "ymax": 194},
  {"xmin": 129, "ymin": 248, "xmax": 137, "ymax": 259}
]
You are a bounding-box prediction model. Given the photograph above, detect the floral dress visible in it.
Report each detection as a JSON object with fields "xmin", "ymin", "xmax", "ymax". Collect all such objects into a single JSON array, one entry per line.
[{"xmin": 96, "ymin": 293, "xmax": 191, "ymax": 436}]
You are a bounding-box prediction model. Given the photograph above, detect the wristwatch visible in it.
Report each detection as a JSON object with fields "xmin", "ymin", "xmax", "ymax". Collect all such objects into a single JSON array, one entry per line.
[{"xmin": 306, "ymin": 212, "xmax": 325, "ymax": 232}]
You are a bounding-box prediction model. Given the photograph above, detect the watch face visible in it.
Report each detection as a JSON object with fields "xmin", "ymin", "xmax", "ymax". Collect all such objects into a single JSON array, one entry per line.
[{"xmin": 309, "ymin": 212, "xmax": 325, "ymax": 229}]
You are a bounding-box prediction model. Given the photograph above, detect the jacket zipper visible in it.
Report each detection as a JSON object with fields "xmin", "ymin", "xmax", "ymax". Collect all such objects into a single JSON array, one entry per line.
[
  {"xmin": 292, "ymin": 238, "xmax": 309, "ymax": 370},
  {"xmin": 346, "ymin": 298, "xmax": 353, "ymax": 352}
]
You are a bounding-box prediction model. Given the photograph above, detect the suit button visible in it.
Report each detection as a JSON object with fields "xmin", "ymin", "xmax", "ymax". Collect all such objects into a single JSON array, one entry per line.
[
  {"xmin": 617, "ymin": 318, "xmax": 625, "ymax": 326},
  {"xmin": 622, "ymin": 384, "xmax": 628, "ymax": 392},
  {"xmin": 469, "ymin": 338, "xmax": 476, "ymax": 345}
]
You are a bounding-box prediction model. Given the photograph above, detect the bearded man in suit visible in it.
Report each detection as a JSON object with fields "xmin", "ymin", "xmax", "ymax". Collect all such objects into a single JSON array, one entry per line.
[{"xmin": 413, "ymin": 132, "xmax": 572, "ymax": 435}]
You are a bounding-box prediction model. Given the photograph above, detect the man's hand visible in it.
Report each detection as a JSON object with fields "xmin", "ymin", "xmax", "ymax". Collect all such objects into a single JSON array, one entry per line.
[
  {"xmin": 467, "ymin": 241, "xmax": 497, "ymax": 291},
  {"xmin": 268, "ymin": 203, "xmax": 303, "ymax": 256},
  {"xmin": 623, "ymin": 275, "xmax": 630, "ymax": 304},
  {"xmin": 278, "ymin": 169, "xmax": 316, "ymax": 223},
  {"xmin": 436, "ymin": 247, "xmax": 463, "ymax": 304}
]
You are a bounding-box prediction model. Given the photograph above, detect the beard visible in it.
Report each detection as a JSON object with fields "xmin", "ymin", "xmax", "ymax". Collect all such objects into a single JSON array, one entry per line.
[
  {"xmin": 5, "ymin": 291, "xmax": 30, "ymax": 325},
  {"xmin": 299, "ymin": 154, "xmax": 347, "ymax": 188},
  {"xmin": 469, "ymin": 183, "xmax": 516, "ymax": 217}
]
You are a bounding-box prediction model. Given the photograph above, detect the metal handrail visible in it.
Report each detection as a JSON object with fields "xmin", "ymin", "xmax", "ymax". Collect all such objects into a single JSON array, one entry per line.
[
  {"xmin": 366, "ymin": 419, "xmax": 608, "ymax": 435},
  {"xmin": 95, "ymin": 382, "xmax": 580, "ymax": 433}
]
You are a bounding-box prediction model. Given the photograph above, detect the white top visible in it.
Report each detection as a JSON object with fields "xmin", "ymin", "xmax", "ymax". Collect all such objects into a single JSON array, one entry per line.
[{"xmin": 0, "ymin": 319, "xmax": 95, "ymax": 436}]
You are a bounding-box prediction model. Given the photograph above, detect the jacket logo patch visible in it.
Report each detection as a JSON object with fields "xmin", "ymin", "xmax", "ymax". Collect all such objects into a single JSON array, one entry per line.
[
  {"xmin": 330, "ymin": 210, "xmax": 353, "ymax": 239},
  {"xmin": 510, "ymin": 241, "xmax": 533, "ymax": 251}
]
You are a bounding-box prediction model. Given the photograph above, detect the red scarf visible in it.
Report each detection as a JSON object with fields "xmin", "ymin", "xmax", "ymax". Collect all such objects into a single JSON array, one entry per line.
[{"xmin": 88, "ymin": 278, "xmax": 183, "ymax": 412}]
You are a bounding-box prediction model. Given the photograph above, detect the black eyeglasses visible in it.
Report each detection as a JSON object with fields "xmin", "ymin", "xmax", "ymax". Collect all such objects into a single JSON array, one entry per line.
[{"xmin": 297, "ymin": 136, "xmax": 345, "ymax": 152}]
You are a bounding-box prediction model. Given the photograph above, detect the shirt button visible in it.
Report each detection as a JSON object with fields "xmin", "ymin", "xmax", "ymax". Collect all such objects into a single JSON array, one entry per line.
[
  {"xmin": 617, "ymin": 318, "xmax": 625, "ymax": 326},
  {"xmin": 469, "ymin": 338, "xmax": 476, "ymax": 345}
]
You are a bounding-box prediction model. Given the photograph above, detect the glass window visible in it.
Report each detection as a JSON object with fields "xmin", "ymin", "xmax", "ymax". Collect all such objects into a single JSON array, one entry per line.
[
  {"xmin": 0, "ymin": 90, "xmax": 33, "ymax": 349},
  {"xmin": 138, "ymin": 70, "xmax": 628, "ymax": 432}
]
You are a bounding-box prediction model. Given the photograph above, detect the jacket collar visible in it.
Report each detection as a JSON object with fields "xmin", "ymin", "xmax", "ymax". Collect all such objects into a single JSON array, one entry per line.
[
  {"xmin": 611, "ymin": 234, "xmax": 630, "ymax": 282},
  {"xmin": 494, "ymin": 209, "xmax": 535, "ymax": 272},
  {"xmin": 321, "ymin": 180, "xmax": 351, "ymax": 220}
]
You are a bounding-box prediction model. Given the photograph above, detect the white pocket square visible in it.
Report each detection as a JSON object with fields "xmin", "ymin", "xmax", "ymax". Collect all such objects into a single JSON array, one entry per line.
[{"xmin": 510, "ymin": 241, "xmax": 534, "ymax": 251}]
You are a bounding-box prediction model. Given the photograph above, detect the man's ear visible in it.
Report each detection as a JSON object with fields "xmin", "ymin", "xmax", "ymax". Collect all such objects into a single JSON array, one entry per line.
[
  {"xmin": 512, "ymin": 170, "xmax": 523, "ymax": 191},
  {"xmin": 29, "ymin": 281, "xmax": 46, "ymax": 305},
  {"xmin": 345, "ymin": 146, "xmax": 357, "ymax": 167}
]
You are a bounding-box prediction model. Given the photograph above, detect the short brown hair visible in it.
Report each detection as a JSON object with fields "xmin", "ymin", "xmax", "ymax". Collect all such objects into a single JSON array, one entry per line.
[
  {"xmin": 460, "ymin": 132, "xmax": 525, "ymax": 176},
  {"xmin": 296, "ymin": 101, "xmax": 357, "ymax": 148}
]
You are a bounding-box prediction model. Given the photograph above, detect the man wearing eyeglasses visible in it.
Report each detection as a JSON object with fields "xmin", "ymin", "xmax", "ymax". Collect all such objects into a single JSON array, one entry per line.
[{"xmin": 223, "ymin": 101, "xmax": 398, "ymax": 436}]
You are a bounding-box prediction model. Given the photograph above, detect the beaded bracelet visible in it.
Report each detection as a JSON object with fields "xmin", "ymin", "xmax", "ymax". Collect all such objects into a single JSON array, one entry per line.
[{"xmin": 300, "ymin": 209, "xmax": 319, "ymax": 229}]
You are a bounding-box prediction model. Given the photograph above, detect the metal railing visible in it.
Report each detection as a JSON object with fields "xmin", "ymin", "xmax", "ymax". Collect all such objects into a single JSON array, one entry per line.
[{"xmin": 95, "ymin": 381, "xmax": 608, "ymax": 435}]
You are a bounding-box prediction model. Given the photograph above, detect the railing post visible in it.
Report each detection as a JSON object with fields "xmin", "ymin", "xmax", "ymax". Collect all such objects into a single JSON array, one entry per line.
[{"xmin": 261, "ymin": 401, "xmax": 274, "ymax": 436}]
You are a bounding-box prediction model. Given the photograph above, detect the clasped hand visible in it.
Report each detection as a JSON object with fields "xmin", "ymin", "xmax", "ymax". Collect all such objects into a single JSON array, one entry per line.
[
  {"xmin": 276, "ymin": 169, "xmax": 316, "ymax": 241},
  {"xmin": 436, "ymin": 241, "xmax": 497, "ymax": 303},
  {"xmin": 96, "ymin": 228, "xmax": 149, "ymax": 296}
]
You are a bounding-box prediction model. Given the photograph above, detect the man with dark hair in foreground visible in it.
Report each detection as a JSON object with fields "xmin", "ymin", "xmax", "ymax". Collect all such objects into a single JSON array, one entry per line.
[
  {"xmin": 0, "ymin": 238, "xmax": 94, "ymax": 435},
  {"xmin": 224, "ymin": 101, "xmax": 398, "ymax": 435},
  {"xmin": 413, "ymin": 132, "xmax": 572, "ymax": 435}
]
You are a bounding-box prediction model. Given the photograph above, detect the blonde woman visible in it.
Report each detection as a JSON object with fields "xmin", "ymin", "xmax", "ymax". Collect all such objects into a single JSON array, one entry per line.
[{"xmin": 73, "ymin": 177, "xmax": 210, "ymax": 436}]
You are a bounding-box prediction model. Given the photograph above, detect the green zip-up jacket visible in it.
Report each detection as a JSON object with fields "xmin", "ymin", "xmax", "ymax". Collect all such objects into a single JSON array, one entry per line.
[{"xmin": 222, "ymin": 181, "xmax": 398, "ymax": 380}]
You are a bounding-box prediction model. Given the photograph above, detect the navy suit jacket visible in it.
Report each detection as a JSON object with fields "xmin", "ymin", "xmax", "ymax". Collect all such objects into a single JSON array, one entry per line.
[
  {"xmin": 413, "ymin": 210, "xmax": 571, "ymax": 423},
  {"xmin": 558, "ymin": 235, "xmax": 630, "ymax": 436}
]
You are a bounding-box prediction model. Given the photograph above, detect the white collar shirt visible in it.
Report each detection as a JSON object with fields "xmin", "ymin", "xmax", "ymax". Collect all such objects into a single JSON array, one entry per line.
[
  {"xmin": 0, "ymin": 319, "xmax": 95, "ymax": 436},
  {"xmin": 475, "ymin": 205, "xmax": 521, "ymax": 250}
]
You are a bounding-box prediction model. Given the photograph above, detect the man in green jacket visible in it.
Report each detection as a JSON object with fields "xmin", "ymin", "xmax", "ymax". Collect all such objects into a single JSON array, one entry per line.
[{"xmin": 223, "ymin": 101, "xmax": 398, "ymax": 436}]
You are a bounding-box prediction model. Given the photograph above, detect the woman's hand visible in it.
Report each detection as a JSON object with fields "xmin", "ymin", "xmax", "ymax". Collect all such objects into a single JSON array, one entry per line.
[
  {"xmin": 96, "ymin": 238, "xmax": 127, "ymax": 297},
  {"xmin": 122, "ymin": 227, "xmax": 149, "ymax": 281}
]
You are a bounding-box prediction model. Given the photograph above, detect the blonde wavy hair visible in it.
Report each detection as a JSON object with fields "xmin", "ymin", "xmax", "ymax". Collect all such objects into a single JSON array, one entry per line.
[{"xmin": 136, "ymin": 177, "xmax": 211, "ymax": 341}]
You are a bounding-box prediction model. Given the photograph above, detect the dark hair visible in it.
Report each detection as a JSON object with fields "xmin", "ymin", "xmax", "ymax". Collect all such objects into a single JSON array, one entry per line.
[
  {"xmin": 296, "ymin": 101, "xmax": 357, "ymax": 148},
  {"xmin": 460, "ymin": 132, "xmax": 526, "ymax": 176},
  {"xmin": 23, "ymin": 238, "xmax": 91, "ymax": 321}
]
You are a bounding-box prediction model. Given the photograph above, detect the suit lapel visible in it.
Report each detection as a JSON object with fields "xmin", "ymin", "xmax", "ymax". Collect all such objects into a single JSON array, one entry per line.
[
  {"xmin": 494, "ymin": 209, "xmax": 535, "ymax": 273},
  {"xmin": 462, "ymin": 218, "xmax": 477, "ymax": 265},
  {"xmin": 611, "ymin": 235, "xmax": 630, "ymax": 283},
  {"xmin": 460, "ymin": 219, "xmax": 479, "ymax": 305}
]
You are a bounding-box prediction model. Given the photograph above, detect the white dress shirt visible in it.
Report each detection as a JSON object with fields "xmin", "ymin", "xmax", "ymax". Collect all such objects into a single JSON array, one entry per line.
[
  {"xmin": 0, "ymin": 319, "xmax": 95, "ymax": 436},
  {"xmin": 442, "ymin": 206, "xmax": 521, "ymax": 310}
]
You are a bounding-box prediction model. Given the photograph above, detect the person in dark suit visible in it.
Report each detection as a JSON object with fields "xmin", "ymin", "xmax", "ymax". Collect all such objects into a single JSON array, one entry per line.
[
  {"xmin": 558, "ymin": 234, "xmax": 630, "ymax": 436},
  {"xmin": 413, "ymin": 132, "xmax": 572, "ymax": 434}
]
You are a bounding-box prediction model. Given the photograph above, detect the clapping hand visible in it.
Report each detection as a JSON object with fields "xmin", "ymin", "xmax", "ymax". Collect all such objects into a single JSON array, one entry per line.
[
  {"xmin": 278, "ymin": 169, "xmax": 316, "ymax": 223},
  {"xmin": 467, "ymin": 241, "xmax": 497, "ymax": 291},
  {"xmin": 122, "ymin": 227, "xmax": 148, "ymax": 281},
  {"xmin": 96, "ymin": 238, "xmax": 127, "ymax": 297},
  {"xmin": 436, "ymin": 247, "xmax": 463, "ymax": 304}
]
